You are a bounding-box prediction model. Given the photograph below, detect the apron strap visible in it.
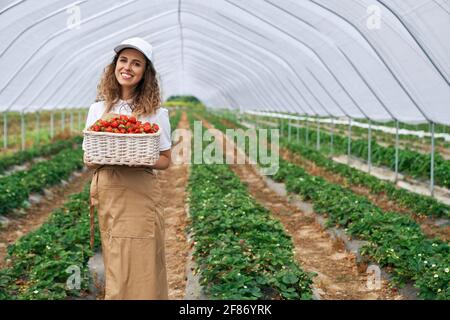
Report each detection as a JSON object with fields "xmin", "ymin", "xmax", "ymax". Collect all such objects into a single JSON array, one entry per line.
[
  {"xmin": 89, "ymin": 166, "xmax": 103, "ymax": 250},
  {"xmin": 89, "ymin": 195, "xmax": 95, "ymax": 250}
]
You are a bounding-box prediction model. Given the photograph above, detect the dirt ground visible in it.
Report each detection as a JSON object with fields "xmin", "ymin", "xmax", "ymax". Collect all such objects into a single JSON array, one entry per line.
[{"xmin": 160, "ymin": 112, "xmax": 190, "ymax": 299}]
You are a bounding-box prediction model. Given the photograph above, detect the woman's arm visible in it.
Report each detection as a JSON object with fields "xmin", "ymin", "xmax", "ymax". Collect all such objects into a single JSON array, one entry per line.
[{"xmin": 149, "ymin": 149, "xmax": 171, "ymax": 170}]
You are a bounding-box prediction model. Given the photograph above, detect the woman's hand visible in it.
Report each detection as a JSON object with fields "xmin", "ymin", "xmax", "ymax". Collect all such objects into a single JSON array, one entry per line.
[{"xmin": 148, "ymin": 149, "xmax": 171, "ymax": 170}]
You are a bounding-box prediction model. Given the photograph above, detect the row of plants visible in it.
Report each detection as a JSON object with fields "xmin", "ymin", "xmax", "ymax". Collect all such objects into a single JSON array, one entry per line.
[
  {"xmin": 201, "ymin": 110, "xmax": 449, "ymax": 299},
  {"xmin": 0, "ymin": 136, "xmax": 83, "ymax": 175},
  {"xmin": 279, "ymin": 138, "xmax": 450, "ymax": 218},
  {"xmin": 186, "ymin": 112, "xmax": 314, "ymax": 299},
  {"xmin": 0, "ymin": 184, "xmax": 97, "ymax": 299},
  {"xmin": 211, "ymin": 111, "xmax": 450, "ymax": 218},
  {"xmin": 169, "ymin": 109, "xmax": 182, "ymax": 131},
  {"xmin": 273, "ymin": 158, "xmax": 449, "ymax": 299},
  {"xmin": 0, "ymin": 141, "xmax": 84, "ymax": 216},
  {"xmin": 276, "ymin": 120, "xmax": 450, "ymax": 189}
]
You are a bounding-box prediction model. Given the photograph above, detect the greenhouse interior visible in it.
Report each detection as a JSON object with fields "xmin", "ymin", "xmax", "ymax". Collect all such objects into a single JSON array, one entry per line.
[{"xmin": 0, "ymin": 0, "xmax": 449, "ymax": 304}]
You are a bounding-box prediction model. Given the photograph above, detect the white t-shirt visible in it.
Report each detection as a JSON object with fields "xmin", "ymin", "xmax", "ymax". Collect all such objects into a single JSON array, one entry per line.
[{"xmin": 83, "ymin": 100, "xmax": 172, "ymax": 151}]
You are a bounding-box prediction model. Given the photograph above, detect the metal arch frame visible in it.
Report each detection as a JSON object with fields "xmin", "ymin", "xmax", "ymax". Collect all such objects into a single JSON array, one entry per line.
[
  {"xmin": 175, "ymin": 31, "xmax": 285, "ymax": 109},
  {"xmin": 163, "ymin": 72, "xmax": 237, "ymax": 108},
  {"xmin": 227, "ymin": 0, "xmax": 377, "ymax": 121},
  {"xmin": 214, "ymin": 1, "xmax": 345, "ymax": 120},
  {"xmin": 0, "ymin": 0, "xmax": 146, "ymax": 98},
  {"xmin": 52, "ymin": 32, "xmax": 278, "ymax": 112},
  {"xmin": 177, "ymin": 0, "xmax": 185, "ymax": 95},
  {"xmin": 1, "ymin": 2, "xmax": 278, "ymax": 111},
  {"xmin": 1, "ymin": 1, "xmax": 344, "ymax": 120},
  {"xmin": 180, "ymin": 8, "xmax": 332, "ymax": 116},
  {"xmin": 5, "ymin": 11, "xmax": 179, "ymax": 111},
  {"xmin": 7, "ymin": 11, "xmax": 284, "ymax": 112},
  {"xmin": 0, "ymin": 0, "xmax": 26, "ymax": 16},
  {"xmin": 163, "ymin": 49, "xmax": 267, "ymax": 108},
  {"xmin": 376, "ymin": 0, "xmax": 450, "ymax": 85},
  {"xmin": 208, "ymin": 3, "xmax": 356, "ymax": 118},
  {"xmin": 0, "ymin": 0, "xmax": 89, "ymax": 58},
  {"xmin": 62, "ymin": 49, "xmax": 253, "ymax": 112},
  {"xmin": 0, "ymin": 1, "xmax": 344, "ymax": 117},
  {"xmin": 309, "ymin": 0, "xmax": 431, "ymax": 123},
  {"xmin": 180, "ymin": 43, "xmax": 274, "ymax": 109},
  {"xmin": 180, "ymin": 26, "xmax": 296, "ymax": 110},
  {"xmin": 39, "ymin": 27, "xmax": 181, "ymax": 109},
  {"xmin": 40, "ymin": 14, "xmax": 302, "ymax": 113},
  {"xmin": 181, "ymin": 67, "xmax": 241, "ymax": 107}
]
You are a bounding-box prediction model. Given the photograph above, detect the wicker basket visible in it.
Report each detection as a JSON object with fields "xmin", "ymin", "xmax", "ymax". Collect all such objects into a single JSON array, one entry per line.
[{"xmin": 82, "ymin": 129, "xmax": 160, "ymax": 166}]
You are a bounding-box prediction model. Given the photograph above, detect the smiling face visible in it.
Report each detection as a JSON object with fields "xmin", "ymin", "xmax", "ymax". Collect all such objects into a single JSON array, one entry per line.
[{"xmin": 114, "ymin": 48, "xmax": 147, "ymax": 92}]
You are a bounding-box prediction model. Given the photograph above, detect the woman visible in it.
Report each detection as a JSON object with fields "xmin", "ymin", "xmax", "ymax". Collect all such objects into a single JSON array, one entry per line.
[{"xmin": 83, "ymin": 37, "xmax": 171, "ymax": 300}]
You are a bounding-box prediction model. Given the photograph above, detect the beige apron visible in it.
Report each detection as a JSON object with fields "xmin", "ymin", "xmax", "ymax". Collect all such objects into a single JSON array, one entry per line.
[{"xmin": 89, "ymin": 165, "xmax": 168, "ymax": 300}]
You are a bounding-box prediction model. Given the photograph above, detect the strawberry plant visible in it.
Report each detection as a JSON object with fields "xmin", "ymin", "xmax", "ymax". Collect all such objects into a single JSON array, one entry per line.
[
  {"xmin": 0, "ymin": 184, "xmax": 98, "ymax": 300},
  {"xmin": 0, "ymin": 142, "xmax": 84, "ymax": 215},
  {"xmin": 0, "ymin": 136, "xmax": 83, "ymax": 175}
]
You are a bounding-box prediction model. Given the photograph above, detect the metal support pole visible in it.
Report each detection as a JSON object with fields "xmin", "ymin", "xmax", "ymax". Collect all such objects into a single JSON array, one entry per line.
[
  {"xmin": 21, "ymin": 111, "xmax": 25, "ymax": 151},
  {"xmin": 430, "ymin": 122, "xmax": 435, "ymax": 197},
  {"xmin": 316, "ymin": 116, "xmax": 320, "ymax": 150},
  {"xmin": 3, "ymin": 112, "xmax": 7, "ymax": 149},
  {"xmin": 347, "ymin": 118, "xmax": 352, "ymax": 165},
  {"xmin": 305, "ymin": 117, "xmax": 309, "ymax": 145},
  {"xmin": 78, "ymin": 110, "xmax": 81, "ymax": 131},
  {"xmin": 368, "ymin": 119, "xmax": 372, "ymax": 174},
  {"xmin": 395, "ymin": 120, "xmax": 399, "ymax": 182},
  {"xmin": 61, "ymin": 110, "xmax": 65, "ymax": 132},
  {"xmin": 330, "ymin": 117, "xmax": 334, "ymax": 156},
  {"xmin": 36, "ymin": 112, "xmax": 40, "ymax": 145},
  {"xmin": 50, "ymin": 110, "xmax": 54, "ymax": 139},
  {"xmin": 288, "ymin": 119, "xmax": 291, "ymax": 141},
  {"xmin": 296, "ymin": 119, "xmax": 300, "ymax": 142},
  {"xmin": 70, "ymin": 111, "xmax": 74, "ymax": 134}
]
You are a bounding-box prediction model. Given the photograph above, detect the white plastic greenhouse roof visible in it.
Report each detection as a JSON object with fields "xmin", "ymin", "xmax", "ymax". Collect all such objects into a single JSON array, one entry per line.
[{"xmin": 0, "ymin": 0, "xmax": 449, "ymax": 124}]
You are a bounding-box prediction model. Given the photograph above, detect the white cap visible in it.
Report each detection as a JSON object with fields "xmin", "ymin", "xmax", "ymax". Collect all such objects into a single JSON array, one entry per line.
[{"xmin": 114, "ymin": 37, "xmax": 153, "ymax": 62}]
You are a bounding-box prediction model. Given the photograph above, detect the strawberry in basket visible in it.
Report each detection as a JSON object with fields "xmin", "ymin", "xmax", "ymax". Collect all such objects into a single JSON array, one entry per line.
[{"xmin": 89, "ymin": 114, "xmax": 159, "ymax": 134}]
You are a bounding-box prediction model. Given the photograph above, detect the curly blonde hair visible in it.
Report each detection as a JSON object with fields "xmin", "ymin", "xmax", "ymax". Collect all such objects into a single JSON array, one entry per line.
[{"xmin": 95, "ymin": 51, "xmax": 161, "ymax": 117}]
